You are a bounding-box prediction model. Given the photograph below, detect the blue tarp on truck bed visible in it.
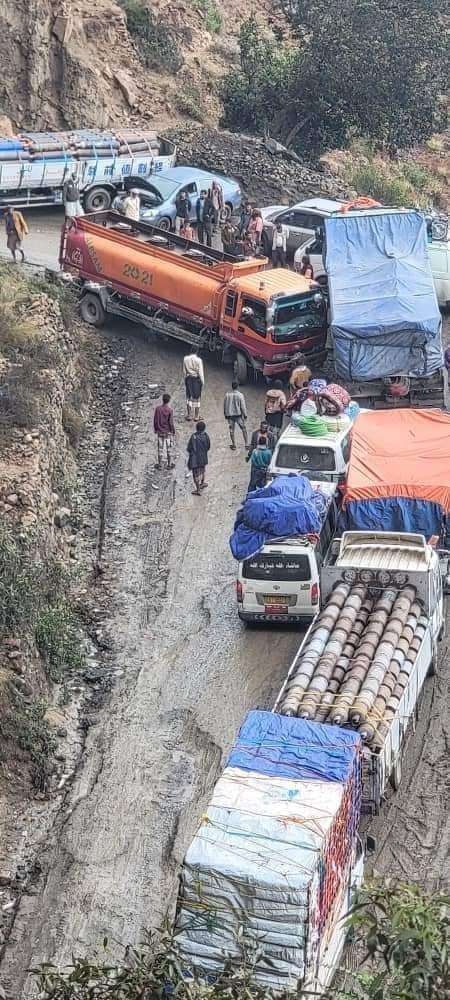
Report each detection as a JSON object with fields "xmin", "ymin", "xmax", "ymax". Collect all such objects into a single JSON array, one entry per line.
[{"xmin": 325, "ymin": 210, "xmax": 442, "ymax": 380}]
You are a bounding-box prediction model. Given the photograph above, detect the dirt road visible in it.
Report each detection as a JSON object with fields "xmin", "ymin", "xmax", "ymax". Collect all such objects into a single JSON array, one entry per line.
[{"xmin": 1, "ymin": 211, "xmax": 449, "ymax": 996}]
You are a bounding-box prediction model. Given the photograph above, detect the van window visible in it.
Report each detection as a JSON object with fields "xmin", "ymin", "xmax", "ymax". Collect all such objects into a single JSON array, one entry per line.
[
  {"xmin": 276, "ymin": 443, "xmax": 336, "ymax": 472},
  {"xmin": 240, "ymin": 297, "xmax": 267, "ymax": 337},
  {"xmin": 243, "ymin": 553, "xmax": 311, "ymax": 581}
]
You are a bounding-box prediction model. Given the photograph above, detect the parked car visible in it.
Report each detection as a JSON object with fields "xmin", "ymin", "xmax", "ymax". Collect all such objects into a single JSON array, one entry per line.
[
  {"xmin": 113, "ymin": 166, "xmax": 241, "ymax": 230},
  {"xmin": 294, "ymin": 233, "xmax": 450, "ymax": 308},
  {"xmin": 428, "ymin": 240, "xmax": 450, "ymax": 310},
  {"xmin": 261, "ymin": 198, "xmax": 347, "ymax": 258}
]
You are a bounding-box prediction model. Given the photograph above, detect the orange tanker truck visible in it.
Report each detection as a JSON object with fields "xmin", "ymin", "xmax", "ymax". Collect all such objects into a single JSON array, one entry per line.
[{"xmin": 60, "ymin": 211, "xmax": 327, "ymax": 383}]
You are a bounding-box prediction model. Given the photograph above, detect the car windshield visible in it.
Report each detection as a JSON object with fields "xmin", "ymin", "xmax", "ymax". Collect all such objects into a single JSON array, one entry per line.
[
  {"xmin": 242, "ymin": 553, "xmax": 311, "ymax": 581},
  {"xmin": 275, "ymin": 444, "xmax": 336, "ymax": 472},
  {"xmin": 144, "ymin": 176, "xmax": 180, "ymax": 202},
  {"xmin": 272, "ymin": 291, "xmax": 326, "ymax": 343}
]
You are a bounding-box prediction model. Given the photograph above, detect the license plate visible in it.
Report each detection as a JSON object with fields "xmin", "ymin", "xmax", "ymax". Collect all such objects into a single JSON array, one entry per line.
[
  {"xmin": 262, "ymin": 594, "xmax": 289, "ymax": 604},
  {"xmin": 265, "ymin": 605, "xmax": 289, "ymax": 615}
]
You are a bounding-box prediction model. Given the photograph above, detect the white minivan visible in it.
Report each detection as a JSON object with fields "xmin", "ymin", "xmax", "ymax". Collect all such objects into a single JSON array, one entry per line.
[
  {"xmin": 428, "ymin": 240, "xmax": 450, "ymax": 309},
  {"xmin": 269, "ymin": 421, "xmax": 352, "ymax": 483},
  {"xmin": 236, "ymin": 482, "xmax": 338, "ymax": 624}
]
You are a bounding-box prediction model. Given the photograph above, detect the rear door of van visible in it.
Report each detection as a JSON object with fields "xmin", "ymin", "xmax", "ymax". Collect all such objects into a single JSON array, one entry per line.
[{"xmin": 238, "ymin": 546, "xmax": 319, "ymax": 622}]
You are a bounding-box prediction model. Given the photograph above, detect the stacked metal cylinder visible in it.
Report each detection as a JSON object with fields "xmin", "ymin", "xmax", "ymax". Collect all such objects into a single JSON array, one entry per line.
[
  {"xmin": 0, "ymin": 129, "xmax": 162, "ymax": 162},
  {"xmin": 279, "ymin": 582, "xmax": 425, "ymax": 749}
]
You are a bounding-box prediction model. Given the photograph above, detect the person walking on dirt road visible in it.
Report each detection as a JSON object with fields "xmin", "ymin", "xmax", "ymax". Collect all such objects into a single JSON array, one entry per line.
[
  {"xmin": 246, "ymin": 420, "xmax": 275, "ymax": 460},
  {"xmin": 223, "ymin": 380, "xmax": 249, "ymax": 450},
  {"xmin": 247, "ymin": 435, "xmax": 272, "ymax": 492},
  {"xmin": 187, "ymin": 420, "xmax": 210, "ymax": 495},
  {"xmin": 264, "ymin": 379, "xmax": 287, "ymax": 442},
  {"xmin": 4, "ymin": 206, "xmax": 28, "ymax": 262},
  {"xmin": 183, "ymin": 350, "xmax": 204, "ymax": 421},
  {"xmin": 153, "ymin": 392, "xmax": 175, "ymax": 470}
]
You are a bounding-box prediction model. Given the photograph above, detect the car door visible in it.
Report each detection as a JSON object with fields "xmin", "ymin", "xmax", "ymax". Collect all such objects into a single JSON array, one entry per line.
[{"xmin": 287, "ymin": 211, "xmax": 318, "ymax": 253}]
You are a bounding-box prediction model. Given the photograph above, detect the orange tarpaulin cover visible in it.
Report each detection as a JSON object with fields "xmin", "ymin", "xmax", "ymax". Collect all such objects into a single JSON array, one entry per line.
[{"xmin": 345, "ymin": 409, "xmax": 450, "ymax": 512}]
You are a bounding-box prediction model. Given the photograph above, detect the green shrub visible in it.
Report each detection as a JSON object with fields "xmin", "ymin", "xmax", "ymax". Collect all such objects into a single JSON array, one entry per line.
[
  {"xmin": 118, "ymin": 0, "xmax": 183, "ymax": 73},
  {"xmin": 350, "ymin": 162, "xmax": 415, "ymax": 207},
  {"xmin": 1, "ymin": 691, "xmax": 57, "ymax": 790},
  {"xmin": 193, "ymin": 0, "xmax": 222, "ymax": 33},
  {"xmin": 35, "ymin": 604, "xmax": 84, "ymax": 683}
]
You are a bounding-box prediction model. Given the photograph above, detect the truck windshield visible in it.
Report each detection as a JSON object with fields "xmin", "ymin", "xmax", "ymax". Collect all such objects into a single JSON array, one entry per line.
[
  {"xmin": 272, "ymin": 291, "xmax": 326, "ymax": 343},
  {"xmin": 243, "ymin": 553, "xmax": 311, "ymax": 581},
  {"xmin": 276, "ymin": 444, "xmax": 336, "ymax": 472}
]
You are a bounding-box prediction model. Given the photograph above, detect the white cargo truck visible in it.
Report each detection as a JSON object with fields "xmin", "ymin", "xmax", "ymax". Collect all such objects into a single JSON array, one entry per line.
[
  {"xmin": 0, "ymin": 129, "xmax": 176, "ymax": 211},
  {"xmin": 274, "ymin": 530, "xmax": 445, "ymax": 813}
]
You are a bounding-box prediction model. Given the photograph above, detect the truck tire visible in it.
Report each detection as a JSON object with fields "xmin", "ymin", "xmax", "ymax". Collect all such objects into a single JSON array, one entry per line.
[
  {"xmin": 390, "ymin": 755, "xmax": 402, "ymax": 791},
  {"xmin": 83, "ymin": 187, "xmax": 112, "ymax": 213},
  {"xmin": 234, "ymin": 351, "xmax": 248, "ymax": 385},
  {"xmin": 80, "ymin": 292, "xmax": 106, "ymax": 327}
]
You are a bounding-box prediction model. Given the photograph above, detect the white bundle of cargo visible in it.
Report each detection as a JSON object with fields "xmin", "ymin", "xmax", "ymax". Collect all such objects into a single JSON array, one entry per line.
[{"xmin": 175, "ymin": 711, "xmax": 362, "ymax": 994}]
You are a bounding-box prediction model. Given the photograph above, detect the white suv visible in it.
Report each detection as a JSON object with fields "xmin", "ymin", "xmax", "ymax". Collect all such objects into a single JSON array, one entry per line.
[
  {"xmin": 269, "ymin": 421, "xmax": 352, "ymax": 483},
  {"xmin": 261, "ymin": 198, "xmax": 347, "ymax": 258}
]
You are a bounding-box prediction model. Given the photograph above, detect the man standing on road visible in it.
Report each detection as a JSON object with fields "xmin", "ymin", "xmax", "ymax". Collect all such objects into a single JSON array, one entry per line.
[
  {"xmin": 264, "ymin": 379, "xmax": 287, "ymax": 442},
  {"xmin": 122, "ymin": 189, "xmax": 140, "ymax": 222},
  {"xmin": 247, "ymin": 435, "xmax": 272, "ymax": 492},
  {"xmin": 246, "ymin": 419, "xmax": 275, "ymax": 460},
  {"xmin": 210, "ymin": 180, "xmax": 224, "ymax": 231},
  {"xmin": 223, "ymin": 380, "xmax": 249, "ymax": 450},
  {"xmin": 187, "ymin": 420, "xmax": 210, "ymax": 495},
  {"xmin": 153, "ymin": 392, "xmax": 175, "ymax": 470},
  {"xmin": 4, "ymin": 206, "xmax": 28, "ymax": 262},
  {"xmin": 183, "ymin": 349, "xmax": 204, "ymax": 421},
  {"xmin": 195, "ymin": 189, "xmax": 208, "ymax": 244},
  {"xmin": 272, "ymin": 221, "xmax": 287, "ymax": 268},
  {"xmin": 175, "ymin": 190, "xmax": 192, "ymax": 234}
]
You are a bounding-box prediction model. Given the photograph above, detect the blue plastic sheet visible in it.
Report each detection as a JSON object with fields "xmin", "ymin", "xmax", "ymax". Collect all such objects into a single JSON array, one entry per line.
[
  {"xmin": 229, "ymin": 475, "xmax": 328, "ymax": 561},
  {"xmin": 343, "ymin": 496, "xmax": 445, "ymax": 539},
  {"xmin": 227, "ymin": 710, "xmax": 361, "ymax": 784},
  {"xmin": 325, "ymin": 211, "xmax": 442, "ymax": 380}
]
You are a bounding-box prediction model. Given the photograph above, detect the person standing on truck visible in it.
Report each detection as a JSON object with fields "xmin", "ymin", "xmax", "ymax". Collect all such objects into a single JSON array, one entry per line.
[
  {"xmin": 4, "ymin": 206, "xmax": 28, "ymax": 262},
  {"xmin": 224, "ymin": 381, "xmax": 249, "ymax": 450},
  {"xmin": 272, "ymin": 221, "xmax": 287, "ymax": 268},
  {"xmin": 183, "ymin": 350, "xmax": 204, "ymax": 421},
  {"xmin": 175, "ymin": 190, "xmax": 192, "ymax": 234},
  {"xmin": 264, "ymin": 380, "xmax": 287, "ymax": 441},
  {"xmin": 247, "ymin": 435, "xmax": 272, "ymax": 492},
  {"xmin": 122, "ymin": 189, "xmax": 141, "ymax": 222},
  {"xmin": 187, "ymin": 420, "xmax": 210, "ymax": 495},
  {"xmin": 246, "ymin": 420, "xmax": 275, "ymax": 460},
  {"xmin": 153, "ymin": 392, "xmax": 176, "ymax": 470},
  {"xmin": 63, "ymin": 171, "xmax": 82, "ymax": 219}
]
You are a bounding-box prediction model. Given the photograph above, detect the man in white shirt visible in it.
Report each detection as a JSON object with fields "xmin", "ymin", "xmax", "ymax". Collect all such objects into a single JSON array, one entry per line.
[
  {"xmin": 122, "ymin": 189, "xmax": 140, "ymax": 222},
  {"xmin": 183, "ymin": 350, "xmax": 205, "ymax": 421},
  {"xmin": 272, "ymin": 222, "xmax": 287, "ymax": 268}
]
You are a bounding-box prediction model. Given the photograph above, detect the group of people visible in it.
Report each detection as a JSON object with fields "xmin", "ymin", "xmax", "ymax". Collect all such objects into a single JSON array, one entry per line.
[
  {"xmin": 152, "ymin": 351, "xmax": 315, "ymax": 497},
  {"xmin": 174, "ymin": 181, "xmax": 224, "ymax": 247}
]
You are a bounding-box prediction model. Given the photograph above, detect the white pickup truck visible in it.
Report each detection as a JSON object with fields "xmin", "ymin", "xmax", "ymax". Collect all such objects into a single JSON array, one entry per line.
[{"xmin": 274, "ymin": 530, "xmax": 445, "ymax": 814}]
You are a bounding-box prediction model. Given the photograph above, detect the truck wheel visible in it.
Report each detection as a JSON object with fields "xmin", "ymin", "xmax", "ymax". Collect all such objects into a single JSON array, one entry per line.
[
  {"xmin": 158, "ymin": 217, "xmax": 172, "ymax": 232},
  {"xmin": 80, "ymin": 293, "xmax": 106, "ymax": 327},
  {"xmin": 390, "ymin": 755, "xmax": 402, "ymax": 791},
  {"xmin": 83, "ymin": 187, "xmax": 112, "ymax": 213},
  {"xmin": 234, "ymin": 351, "xmax": 248, "ymax": 385}
]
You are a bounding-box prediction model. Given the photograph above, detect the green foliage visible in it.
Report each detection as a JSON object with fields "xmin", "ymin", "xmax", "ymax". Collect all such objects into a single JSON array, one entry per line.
[
  {"xmin": 348, "ymin": 159, "xmax": 440, "ymax": 208},
  {"xmin": 176, "ymin": 84, "xmax": 204, "ymax": 122},
  {"xmin": 1, "ymin": 693, "xmax": 57, "ymax": 790},
  {"xmin": 222, "ymin": 2, "xmax": 448, "ymax": 152},
  {"xmin": 337, "ymin": 880, "xmax": 450, "ymax": 999},
  {"xmin": 36, "ymin": 604, "xmax": 84, "ymax": 683},
  {"xmin": 193, "ymin": 0, "xmax": 222, "ymax": 33},
  {"xmin": 32, "ymin": 883, "xmax": 450, "ymax": 999},
  {"xmin": 118, "ymin": 0, "xmax": 183, "ymax": 73}
]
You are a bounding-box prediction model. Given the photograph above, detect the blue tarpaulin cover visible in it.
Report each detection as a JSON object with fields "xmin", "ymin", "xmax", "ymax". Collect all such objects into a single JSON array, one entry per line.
[
  {"xmin": 229, "ymin": 475, "xmax": 328, "ymax": 561},
  {"xmin": 325, "ymin": 210, "xmax": 442, "ymax": 380},
  {"xmin": 227, "ymin": 710, "xmax": 361, "ymax": 784}
]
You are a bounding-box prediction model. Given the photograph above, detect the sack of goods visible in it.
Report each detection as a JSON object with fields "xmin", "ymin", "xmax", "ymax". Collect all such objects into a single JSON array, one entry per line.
[{"xmin": 174, "ymin": 710, "xmax": 362, "ymax": 991}]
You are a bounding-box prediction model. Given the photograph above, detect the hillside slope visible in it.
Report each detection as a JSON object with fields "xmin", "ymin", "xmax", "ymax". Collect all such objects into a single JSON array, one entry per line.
[{"xmin": 0, "ymin": 0, "xmax": 286, "ymax": 132}]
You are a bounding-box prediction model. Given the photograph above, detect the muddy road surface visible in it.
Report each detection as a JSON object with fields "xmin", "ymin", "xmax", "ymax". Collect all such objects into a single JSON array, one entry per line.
[
  {"xmin": 1, "ymin": 210, "xmax": 449, "ymax": 996},
  {"xmin": 1, "ymin": 327, "xmax": 302, "ymax": 996}
]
